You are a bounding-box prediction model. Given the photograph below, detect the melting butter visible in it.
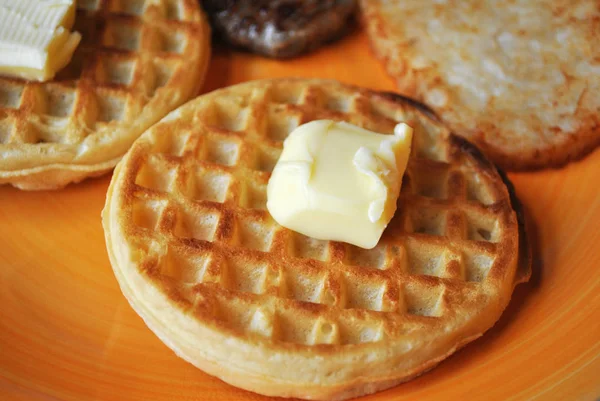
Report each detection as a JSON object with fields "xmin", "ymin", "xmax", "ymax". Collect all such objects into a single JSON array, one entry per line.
[{"xmin": 267, "ymin": 120, "xmax": 413, "ymax": 249}]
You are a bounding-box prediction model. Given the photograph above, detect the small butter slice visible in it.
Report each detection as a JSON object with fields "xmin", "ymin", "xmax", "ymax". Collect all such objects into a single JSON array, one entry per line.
[
  {"xmin": 0, "ymin": 0, "xmax": 77, "ymax": 30},
  {"xmin": 267, "ymin": 120, "xmax": 413, "ymax": 249},
  {"xmin": 0, "ymin": 0, "xmax": 81, "ymax": 82}
]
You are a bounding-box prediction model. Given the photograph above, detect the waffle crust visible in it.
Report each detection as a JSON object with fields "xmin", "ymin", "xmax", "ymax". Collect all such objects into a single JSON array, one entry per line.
[
  {"xmin": 0, "ymin": 0, "xmax": 211, "ymax": 190},
  {"xmin": 103, "ymin": 78, "xmax": 530, "ymax": 400}
]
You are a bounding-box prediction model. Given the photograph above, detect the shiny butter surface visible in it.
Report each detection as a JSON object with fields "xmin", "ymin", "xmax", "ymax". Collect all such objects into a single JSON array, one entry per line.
[
  {"xmin": 0, "ymin": 0, "xmax": 80, "ymax": 81},
  {"xmin": 267, "ymin": 120, "xmax": 413, "ymax": 249}
]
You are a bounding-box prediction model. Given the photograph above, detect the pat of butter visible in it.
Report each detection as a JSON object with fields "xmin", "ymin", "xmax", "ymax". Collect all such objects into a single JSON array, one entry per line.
[
  {"xmin": 267, "ymin": 120, "xmax": 413, "ymax": 249},
  {"xmin": 0, "ymin": 0, "xmax": 81, "ymax": 82}
]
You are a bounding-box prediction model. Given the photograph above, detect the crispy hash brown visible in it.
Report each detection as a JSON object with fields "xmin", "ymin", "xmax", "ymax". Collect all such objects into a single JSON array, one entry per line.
[{"xmin": 360, "ymin": 0, "xmax": 600, "ymax": 170}]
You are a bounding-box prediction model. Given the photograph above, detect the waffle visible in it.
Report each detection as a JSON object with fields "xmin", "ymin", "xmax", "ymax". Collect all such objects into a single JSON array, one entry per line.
[
  {"xmin": 0, "ymin": 0, "xmax": 211, "ymax": 190},
  {"xmin": 103, "ymin": 78, "xmax": 531, "ymax": 400},
  {"xmin": 360, "ymin": 0, "xmax": 600, "ymax": 170}
]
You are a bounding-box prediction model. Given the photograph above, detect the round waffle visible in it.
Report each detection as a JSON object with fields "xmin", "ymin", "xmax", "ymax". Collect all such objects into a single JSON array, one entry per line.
[
  {"xmin": 360, "ymin": 0, "xmax": 600, "ymax": 170},
  {"xmin": 0, "ymin": 0, "xmax": 211, "ymax": 190},
  {"xmin": 103, "ymin": 78, "xmax": 531, "ymax": 400}
]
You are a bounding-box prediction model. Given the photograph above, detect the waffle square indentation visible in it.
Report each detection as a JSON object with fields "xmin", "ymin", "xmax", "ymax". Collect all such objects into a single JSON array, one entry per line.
[
  {"xmin": 0, "ymin": 117, "xmax": 13, "ymax": 144},
  {"xmin": 228, "ymin": 257, "xmax": 268, "ymax": 295},
  {"xmin": 204, "ymin": 101, "xmax": 249, "ymax": 132},
  {"xmin": 240, "ymin": 182, "xmax": 267, "ymax": 210},
  {"xmin": 78, "ymin": 0, "xmax": 100, "ymax": 11},
  {"xmin": 293, "ymin": 234, "xmax": 328, "ymax": 261},
  {"xmin": 0, "ymin": 84, "xmax": 23, "ymax": 109},
  {"xmin": 466, "ymin": 211, "xmax": 499, "ymax": 243},
  {"xmin": 414, "ymin": 168, "xmax": 449, "ymax": 199},
  {"xmin": 344, "ymin": 277, "xmax": 386, "ymax": 311},
  {"xmin": 96, "ymin": 92, "xmax": 126, "ymax": 122},
  {"xmin": 42, "ymin": 86, "xmax": 75, "ymax": 118},
  {"xmin": 465, "ymin": 253, "xmax": 494, "ymax": 282},
  {"xmin": 135, "ymin": 157, "xmax": 175, "ymax": 192},
  {"xmin": 163, "ymin": 249, "xmax": 212, "ymax": 284},
  {"xmin": 409, "ymin": 209, "xmax": 447, "ymax": 236},
  {"xmin": 205, "ymin": 136, "xmax": 240, "ymax": 166},
  {"xmin": 174, "ymin": 209, "xmax": 219, "ymax": 242},
  {"xmin": 404, "ymin": 284, "xmax": 443, "ymax": 317},
  {"xmin": 165, "ymin": 0, "xmax": 183, "ymax": 20},
  {"xmin": 111, "ymin": 0, "xmax": 146, "ymax": 15},
  {"xmin": 346, "ymin": 246, "xmax": 388, "ymax": 270},
  {"xmin": 131, "ymin": 200, "xmax": 167, "ymax": 231},
  {"xmin": 411, "ymin": 120, "xmax": 448, "ymax": 162},
  {"xmin": 406, "ymin": 244, "xmax": 444, "ymax": 278},
  {"xmin": 158, "ymin": 28, "xmax": 187, "ymax": 54},
  {"xmin": 103, "ymin": 22, "xmax": 142, "ymax": 51},
  {"xmin": 465, "ymin": 171, "xmax": 494, "ymax": 205},
  {"xmin": 270, "ymin": 85, "xmax": 302, "ymax": 105},
  {"xmin": 55, "ymin": 51, "xmax": 85, "ymax": 81},
  {"xmin": 236, "ymin": 217, "xmax": 274, "ymax": 252},
  {"xmin": 255, "ymin": 146, "xmax": 280, "ymax": 173},
  {"xmin": 325, "ymin": 94, "xmax": 352, "ymax": 112},
  {"xmin": 266, "ymin": 110, "xmax": 300, "ymax": 142},
  {"xmin": 155, "ymin": 129, "xmax": 190, "ymax": 157},
  {"xmin": 98, "ymin": 59, "xmax": 136, "ymax": 87},
  {"xmin": 286, "ymin": 272, "xmax": 323, "ymax": 304},
  {"xmin": 189, "ymin": 169, "xmax": 231, "ymax": 203}
]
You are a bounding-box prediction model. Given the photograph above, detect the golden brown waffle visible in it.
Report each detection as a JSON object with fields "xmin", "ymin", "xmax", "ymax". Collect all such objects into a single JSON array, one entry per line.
[
  {"xmin": 360, "ymin": 0, "xmax": 600, "ymax": 170},
  {"xmin": 0, "ymin": 0, "xmax": 211, "ymax": 190},
  {"xmin": 103, "ymin": 79, "xmax": 530, "ymax": 400}
]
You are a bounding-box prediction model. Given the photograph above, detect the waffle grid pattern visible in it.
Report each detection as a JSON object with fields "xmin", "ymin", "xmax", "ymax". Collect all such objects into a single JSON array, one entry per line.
[
  {"xmin": 121, "ymin": 81, "xmax": 512, "ymax": 346},
  {"xmin": 0, "ymin": 0, "xmax": 208, "ymax": 176}
]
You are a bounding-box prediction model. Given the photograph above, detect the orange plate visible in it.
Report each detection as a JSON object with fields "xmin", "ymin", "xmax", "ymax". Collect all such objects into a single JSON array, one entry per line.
[{"xmin": 1, "ymin": 32, "xmax": 600, "ymax": 401}]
